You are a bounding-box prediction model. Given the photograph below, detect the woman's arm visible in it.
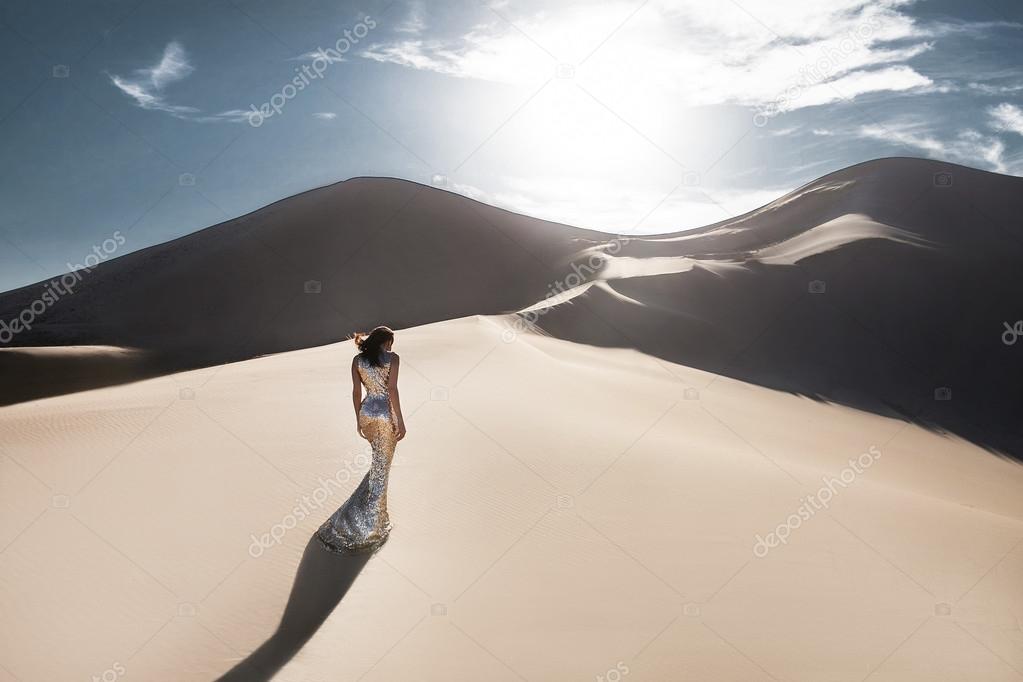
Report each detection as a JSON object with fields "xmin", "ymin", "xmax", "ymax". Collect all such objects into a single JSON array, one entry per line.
[
  {"xmin": 387, "ymin": 354, "xmax": 406, "ymax": 441},
  {"xmin": 352, "ymin": 356, "xmax": 366, "ymax": 439}
]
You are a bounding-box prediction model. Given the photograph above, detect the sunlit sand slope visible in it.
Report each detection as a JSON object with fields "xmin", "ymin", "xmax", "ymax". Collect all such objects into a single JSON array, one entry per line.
[{"xmin": 1, "ymin": 317, "xmax": 1021, "ymax": 681}]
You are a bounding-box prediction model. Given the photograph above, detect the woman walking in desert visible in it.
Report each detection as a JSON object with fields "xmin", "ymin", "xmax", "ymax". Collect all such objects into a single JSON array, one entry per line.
[{"xmin": 317, "ymin": 326, "xmax": 406, "ymax": 552}]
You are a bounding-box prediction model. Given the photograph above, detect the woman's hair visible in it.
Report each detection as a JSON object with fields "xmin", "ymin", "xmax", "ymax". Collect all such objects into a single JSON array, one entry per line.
[{"xmin": 354, "ymin": 326, "xmax": 394, "ymax": 366}]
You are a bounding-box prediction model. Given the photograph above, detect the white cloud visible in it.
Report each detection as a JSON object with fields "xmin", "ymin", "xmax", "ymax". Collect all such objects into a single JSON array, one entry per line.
[
  {"xmin": 148, "ymin": 41, "xmax": 194, "ymax": 89},
  {"xmin": 361, "ymin": 28, "xmax": 551, "ymax": 84},
  {"xmin": 110, "ymin": 42, "xmax": 200, "ymax": 116},
  {"xmin": 768, "ymin": 125, "xmax": 802, "ymax": 137},
  {"xmin": 290, "ymin": 50, "xmax": 347, "ymax": 62},
  {"xmin": 856, "ymin": 120, "xmax": 1012, "ymax": 173},
  {"xmin": 197, "ymin": 109, "xmax": 252, "ymax": 123},
  {"xmin": 777, "ymin": 65, "xmax": 932, "ymax": 111},
  {"xmin": 357, "ymin": 1, "xmax": 1018, "ymax": 228},
  {"xmin": 313, "ymin": 112, "xmax": 337, "ymax": 120},
  {"xmin": 361, "ymin": 0, "xmax": 936, "ymax": 113},
  {"xmin": 969, "ymin": 82, "xmax": 1023, "ymax": 96},
  {"xmin": 989, "ymin": 103, "xmax": 1023, "ymax": 136},
  {"xmin": 395, "ymin": 1, "xmax": 426, "ymax": 35},
  {"xmin": 109, "ymin": 41, "xmax": 248, "ymax": 123}
]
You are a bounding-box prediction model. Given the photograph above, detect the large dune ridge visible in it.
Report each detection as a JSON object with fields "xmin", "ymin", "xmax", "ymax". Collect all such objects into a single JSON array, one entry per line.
[
  {"xmin": 2, "ymin": 157, "xmax": 1023, "ymax": 680},
  {"xmin": 1, "ymin": 157, "xmax": 1022, "ymax": 460}
]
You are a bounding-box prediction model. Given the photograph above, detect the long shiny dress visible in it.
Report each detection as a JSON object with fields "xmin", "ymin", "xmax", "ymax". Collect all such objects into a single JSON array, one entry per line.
[{"xmin": 317, "ymin": 351, "xmax": 397, "ymax": 553}]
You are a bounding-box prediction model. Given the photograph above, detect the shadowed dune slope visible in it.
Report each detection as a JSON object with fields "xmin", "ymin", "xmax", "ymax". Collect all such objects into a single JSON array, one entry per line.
[
  {"xmin": 0, "ymin": 177, "xmax": 605, "ymax": 401},
  {"xmin": 0, "ymin": 176, "xmax": 604, "ymax": 354},
  {"xmin": 1, "ymin": 158, "xmax": 1021, "ymax": 457},
  {"xmin": 533, "ymin": 158, "xmax": 1023, "ymax": 459}
]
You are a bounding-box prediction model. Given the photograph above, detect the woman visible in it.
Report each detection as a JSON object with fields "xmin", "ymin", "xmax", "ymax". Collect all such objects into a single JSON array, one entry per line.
[{"xmin": 317, "ymin": 326, "xmax": 406, "ymax": 553}]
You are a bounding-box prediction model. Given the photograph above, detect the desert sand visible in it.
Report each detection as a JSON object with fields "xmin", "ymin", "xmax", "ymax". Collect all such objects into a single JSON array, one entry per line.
[
  {"xmin": 2, "ymin": 157, "xmax": 1023, "ymax": 680},
  {"xmin": 2, "ymin": 316, "xmax": 1022, "ymax": 681}
]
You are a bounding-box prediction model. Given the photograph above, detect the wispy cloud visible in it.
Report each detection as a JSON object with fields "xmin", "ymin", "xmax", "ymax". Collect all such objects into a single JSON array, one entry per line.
[
  {"xmin": 360, "ymin": 1, "xmax": 938, "ymax": 112},
  {"xmin": 989, "ymin": 103, "xmax": 1023, "ymax": 136},
  {"xmin": 852, "ymin": 103, "xmax": 1023, "ymax": 174},
  {"xmin": 778, "ymin": 65, "xmax": 933, "ymax": 111},
  {"xmin": 197, "ymin": 109, "xmax": 252, "ymax": 124},
  {"xmin": 109, "ymin": 41, "xmax": 248, "ymax": 123},
  {"xmin": 109, "ymin": 41, "xmax": 198, "ymax": 116},
  {"xmin": 312, "ymin": 112, "xmax": 337, "ymax": 120},
  {"xmin": 855, "ymin": 120, "xmax": 1012, "ymax": 173},
  {"xmin": 289, "ymin": 50, "xmax": 347, "ymax": 62},
  {"xmin": 968, "ymin": 82, "xmax": 1023, "ymax": 96},
  {"xmin": 395, "ymin": 1, "xmax": 426, "ymax": 35},
  {"xmin": 361, "ymin": 30, "xmax": 545, "ymax": 84},
  {"xmin": 768, "ymin": 125, "xmax": 802, "ymax": 137},
  {"xmin": 148, "ymin": 41, "xmax": 193, "ymax": 89}
]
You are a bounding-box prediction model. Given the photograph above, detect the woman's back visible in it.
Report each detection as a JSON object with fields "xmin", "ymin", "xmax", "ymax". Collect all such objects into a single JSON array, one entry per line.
[{"xmin": 357, "ymin": 351, "xmax": 392, "ymax": 397}]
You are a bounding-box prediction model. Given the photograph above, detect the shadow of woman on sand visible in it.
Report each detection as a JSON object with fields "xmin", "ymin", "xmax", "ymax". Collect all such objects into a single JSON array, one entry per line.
[{"xmin": 216, "ymin": 535, "xmax": 372, "ymax": 681}]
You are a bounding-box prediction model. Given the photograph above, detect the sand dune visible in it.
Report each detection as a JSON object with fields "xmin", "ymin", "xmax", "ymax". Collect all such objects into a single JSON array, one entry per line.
[
  {"xmin": 1, "ymin": 317, "xmax": 1021, "ymax": 681},
  {"xmin": 2, "ymin": 157, "xmax": 1023, "ymax": 680},
  {"xmin": 533, "ymin": 159, "xmax": 1023, "ymax": 459},
  {"xmin": 754, "ymin": 213, "xmax": 933, "ymax": 265},
  {"xmin": 0, "ymin": 176, "xmax": 603, "ymax": 357},
  {"xmin": 1, "ymin": 158, "xmax": 1020, "ymax": 461},
  {"xmin": 536, "ymin": 213, "xmax": 931, "ymax": 302}
]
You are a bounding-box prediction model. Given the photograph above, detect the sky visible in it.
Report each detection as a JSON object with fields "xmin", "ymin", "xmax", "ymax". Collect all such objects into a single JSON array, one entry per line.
[{"xmin": 0, "ymin": 0, "xmax": 1021, "ymax": 291}]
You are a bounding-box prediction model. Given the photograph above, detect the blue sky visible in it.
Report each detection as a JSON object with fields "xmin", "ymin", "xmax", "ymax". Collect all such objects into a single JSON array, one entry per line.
[{"xmin": 0, "ymin": 0, "xmax": 1021, "ymax": 291}]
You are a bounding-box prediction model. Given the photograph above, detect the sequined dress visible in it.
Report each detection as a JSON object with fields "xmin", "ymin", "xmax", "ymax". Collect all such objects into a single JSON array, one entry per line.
[{"xmin": 317, "ymin": 351, "xmax": 397, "ymax": 553}]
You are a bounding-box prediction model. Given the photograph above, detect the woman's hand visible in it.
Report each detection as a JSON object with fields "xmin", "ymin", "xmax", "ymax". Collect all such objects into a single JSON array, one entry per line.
[{"xmin": 395, "ymin": 422, "xmax": 407, "ymax": 441}]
